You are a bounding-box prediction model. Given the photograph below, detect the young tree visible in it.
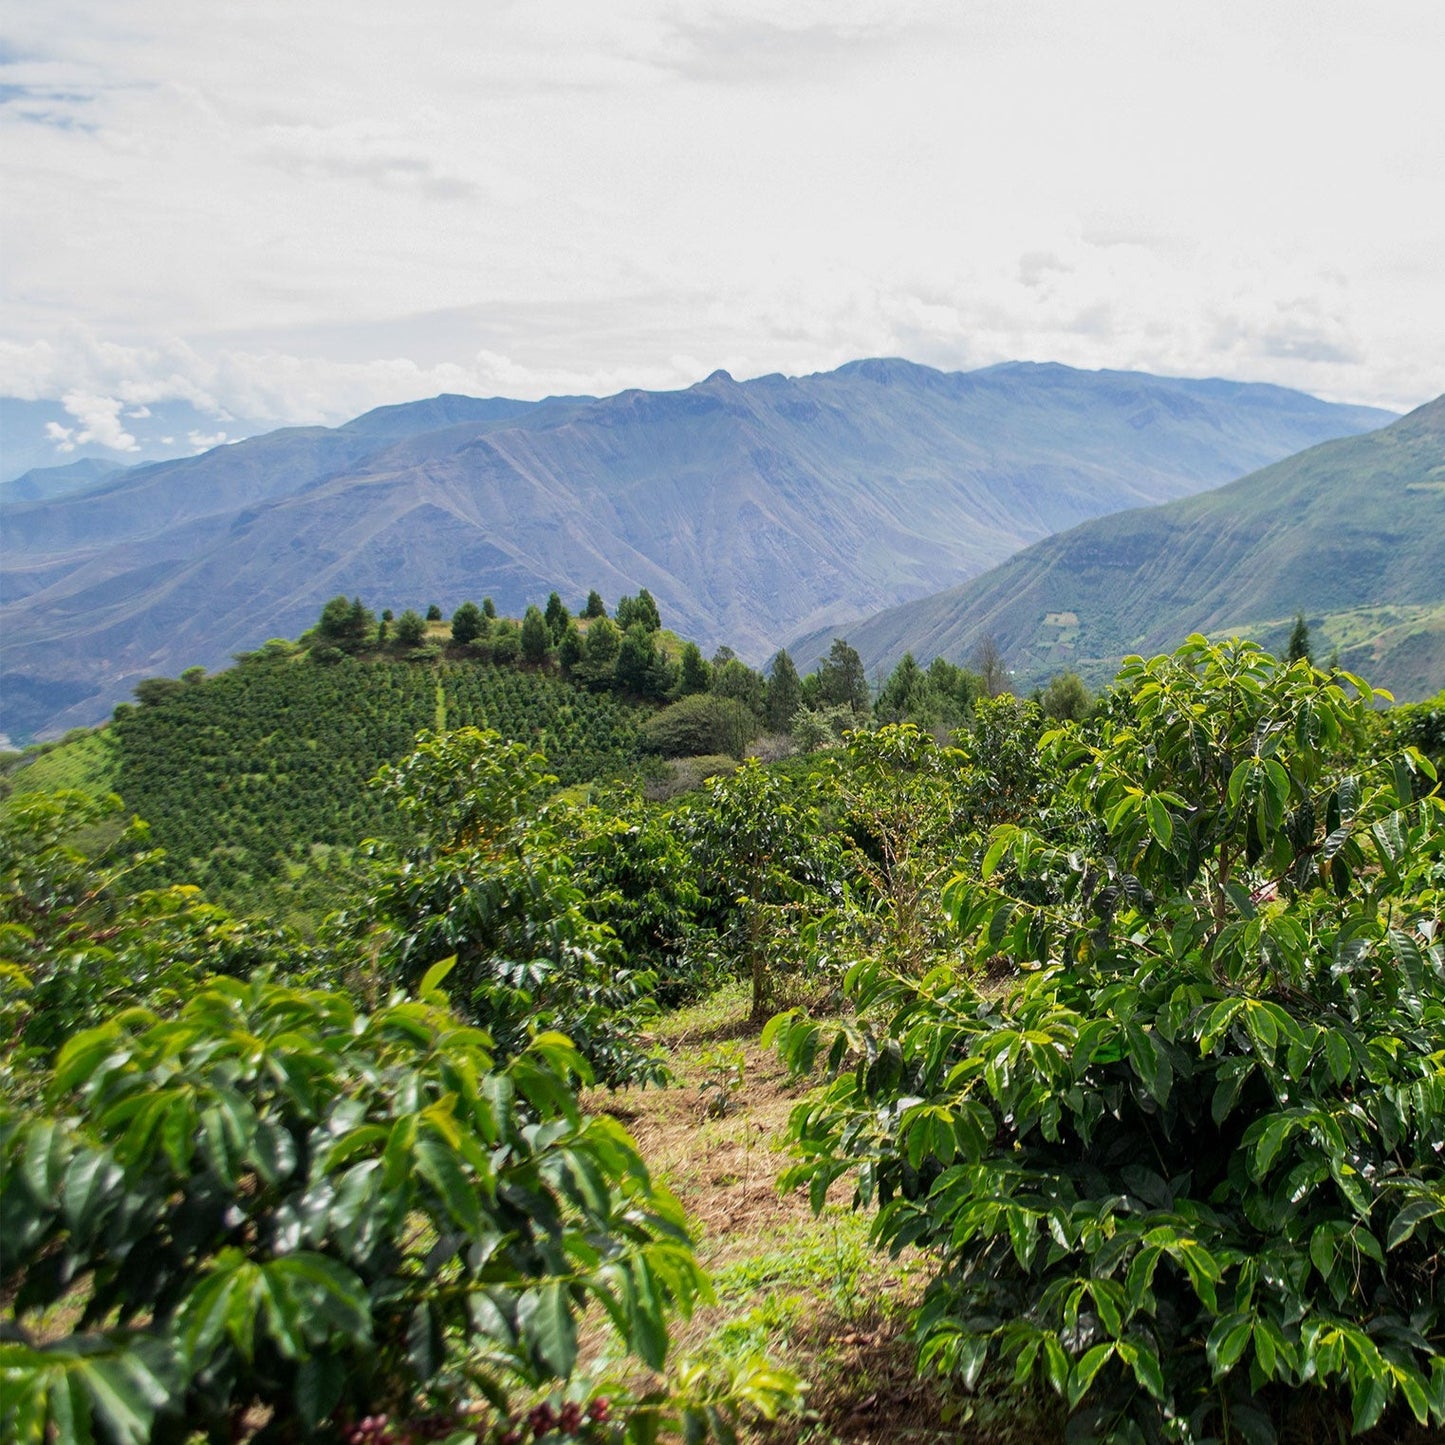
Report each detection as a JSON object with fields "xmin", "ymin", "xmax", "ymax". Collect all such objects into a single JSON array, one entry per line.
[
  {"xmin": 520, "ymin": 604, "xmax": 551, "ymax": 664},
  {"xmin": 1287, "ymin": 612, "xmax": 1314, "ymax": 665},
  {"xmin": 677, "ymin": 641, "xmax": 711, "ymax": 696},
  {"xmin": 583, "ymin": 589, "xmax": 607, "ymax": 619},
  {"xmin": 425, "ymin": 602, "xmax": 442, "ymax": 621},
  {"xmin": 450, "ymin": 599, "xmax": 485, "ymax": 645},
  {"xmin": 544, "ymin": 590, "xmax": 571, "ymax": 640},
  {"xmin": 482, "ymin": 596, "xmax": 497, "ymax": 619},
  {"xmin": 393, "ymin": 608, "xmax": 427, "ymax": 647},
  {"xmin": 764, "ymin": 650, "xmax": 802, "ymax": 733}
]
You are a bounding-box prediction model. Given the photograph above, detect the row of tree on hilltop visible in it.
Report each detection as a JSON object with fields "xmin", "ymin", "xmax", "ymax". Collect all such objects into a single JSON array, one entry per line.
[{"xmin": 299, "ymin": 588, "xmax": 1084, "ymax": 752}]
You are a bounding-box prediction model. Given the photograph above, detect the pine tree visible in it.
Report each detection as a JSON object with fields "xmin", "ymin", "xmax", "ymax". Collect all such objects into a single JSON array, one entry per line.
[
  {"xmin": 450, "ymin": 602, "xmax": 485, "ymax": 645},
  {"xmin": 764, "ymin": 650, "xmax": 802, "ymax": 733},
  {"xmin": 678, "ymin": 642, "xmax": 710, "ymax": 696},
  {"xmin": 877, "ymin": 654, "xmax": 926, "ymax": 723},
  {"xmin": 1287, "ymin": 614, "xmax": 1313, "ymax": 666},
  {"xmin": 394, "ymin": 609, "xmax": 427, "ymax": 647},
  {"xmin": 544, "ymin": 591, "xmax": 570, "ymax": 641},
  {"xmin": 583, "ymin": 590, "xmax": 607, "ymax": 619},
  {"xmin": 520, "ymin": 605, "xmax": 551, "ymax": 664},
  {"xmin": 635, "ymin": 588, "xmax": 662, "ymax": 632}
]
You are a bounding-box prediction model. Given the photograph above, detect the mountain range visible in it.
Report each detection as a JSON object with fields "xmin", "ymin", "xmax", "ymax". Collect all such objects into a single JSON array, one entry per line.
[
  {"xmin": 0, "ymin": 360, "xmax": 1394, "ymax": 742},
  {"xmin": 791, "ymin": 395, "xmax": 1445, "ymax": 700}
]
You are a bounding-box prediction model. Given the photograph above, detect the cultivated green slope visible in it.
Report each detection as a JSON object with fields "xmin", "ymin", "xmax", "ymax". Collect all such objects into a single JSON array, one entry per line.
[
  {"xmin": 796, "ymin": 395, "xmax": 1445, "ymax": 699},
  {"xmin": 108, "ymin": 655, "xmax": 647, "ymax": 912}
]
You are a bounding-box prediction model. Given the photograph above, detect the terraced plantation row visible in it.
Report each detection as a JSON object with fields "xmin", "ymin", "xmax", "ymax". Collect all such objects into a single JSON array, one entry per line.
[{"xmin": 113, "ymin": 655, "xmax": 647, "ymax": 900}]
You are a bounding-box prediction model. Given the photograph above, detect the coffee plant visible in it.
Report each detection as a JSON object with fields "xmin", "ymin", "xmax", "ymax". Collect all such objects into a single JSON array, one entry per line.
[
  {"xmin": 770, "ymin": 639, "xmax": 1445, "ymax": 1440},
  {"xmin": 0, "ymin": 967, "xmax": 708, "ymax": 1443}
]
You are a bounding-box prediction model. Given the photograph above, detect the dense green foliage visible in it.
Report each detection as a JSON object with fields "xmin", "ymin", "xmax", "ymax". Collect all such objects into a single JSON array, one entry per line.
[
  {"xmin": 0, "ymin": 971, "xmax": 712, "ymax": 1444},
  {"xmin": 641, "ymin": 695, "xmax": 759, "ymax": 760},
  {"xmin": 770, "ymin": 639, "xmax": 1445, "ymax": 1438},
  {"xmin": 10, "ymin": 595, "xmax": 1445, "ymax": 1444},
  {"xmin": 112, "ymin": 657, "xmax": 646, "ymax": 909},
  {"xmin": 355, "ymin": 729, "xmax": 668, "ymax": 1088}
]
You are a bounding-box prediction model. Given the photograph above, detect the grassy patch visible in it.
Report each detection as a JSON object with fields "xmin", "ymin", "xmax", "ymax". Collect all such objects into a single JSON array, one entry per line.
[{"xmin": 597, "ymin": 985, "xmax": 1061, "ymax": 1443}]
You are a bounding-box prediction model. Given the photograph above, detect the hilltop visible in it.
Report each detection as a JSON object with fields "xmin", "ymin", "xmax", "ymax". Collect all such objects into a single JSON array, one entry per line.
[
  {"xmin": 0, "ymin": 360, "xmax": 1391, "ymax": 741},
  {"xmin": 790, "ymin": 395, "xmax": 1445, "ymax": 699}
]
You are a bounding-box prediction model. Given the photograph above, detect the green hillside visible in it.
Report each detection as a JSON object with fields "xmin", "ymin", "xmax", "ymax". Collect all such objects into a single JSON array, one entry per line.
[
  {"xmin": 109, "ymin": 654, "xmax": 647, "ymax": 910},
  {"xmin": 796, "ymin": 394, "xmax": 1445, "ymax": 699}
]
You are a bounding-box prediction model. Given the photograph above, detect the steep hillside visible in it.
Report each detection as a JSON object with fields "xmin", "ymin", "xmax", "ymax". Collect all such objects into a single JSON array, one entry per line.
[
  {"xmin": 0, "ymin": 361, "xmax": 1392, "ymax": 740},
  {"xmin": 795, "ymin": 396, "xmax": 1444, "ymax": 699}
]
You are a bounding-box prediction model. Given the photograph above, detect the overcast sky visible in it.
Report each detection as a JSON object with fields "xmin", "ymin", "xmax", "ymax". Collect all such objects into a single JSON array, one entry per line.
[{"xmin": 2, "ymin": 0, "xmax": 1442, "ymax": 447}]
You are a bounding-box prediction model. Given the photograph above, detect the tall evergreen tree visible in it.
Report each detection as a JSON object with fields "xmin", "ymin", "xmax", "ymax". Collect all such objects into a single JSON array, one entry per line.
[
  {"xmin": 1288, "ymin": 613, "xmax": 1314, "ymax": 665},
  {"xmin": 583, "ymin": 590, "xmax": 607, "ymax": 619},
  {"xmin": 520, "ymin": 605, "xmax": 551, "ymax": 664},
  {"xmin": 316, "ymin": 595, "xmax": 375, "ymax": 652},
  {"xmin": 614, "ymin": 623, "xmax": 661, "ymax": 696},
  {"xmin": 817, "ymin": 639, "xmax": 870, "ymax": 718},
  {"xmin": 764, "ymin": 650, "xmax": 802, "ymax": 733},
  {"xmin": 557, "ymin": 620, "xmax": 585, "ymax": 675},
  {"xmin": 875, "ymin": 652, "xmax": 926, "ymax": 723},
  {"xmin": 394, "ymin": 609, "xmax": 427, "ymax": 647},
  {"xmin": 635, "ymin": 587, "xmax": 662, "ymax": 632},
  {"xmin": 678, "ymin": 642, "xmax": 711, "ymax": 696},
  {"xmin": 544, "ymin": 591, "xmax": 570, "ymax": 641},
  {"xmin": 712, "ymin": 657, "xmax": 765, "ymax": 720}
]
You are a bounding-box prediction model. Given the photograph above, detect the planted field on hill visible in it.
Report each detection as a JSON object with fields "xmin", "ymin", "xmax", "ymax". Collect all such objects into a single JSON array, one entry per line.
[{"xmin": 113, "ymin": 656, "xmax": 646, "ymax": 899}]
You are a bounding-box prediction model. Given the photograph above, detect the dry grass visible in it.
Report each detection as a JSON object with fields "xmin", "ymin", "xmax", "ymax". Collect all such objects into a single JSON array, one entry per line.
[{"xmin": 589, "ymin": 984, "xmax": 1058, "ymax": 1444}]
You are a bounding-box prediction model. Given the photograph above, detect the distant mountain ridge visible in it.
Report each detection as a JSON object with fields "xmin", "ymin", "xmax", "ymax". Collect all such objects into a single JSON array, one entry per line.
[
  {"xmin": 790, "ymin": 395, "xmax": 1445, "ymax": 700},
  {"xmin": 0, "ymin": 397, "xmax": 267, "ymax": 483},
  {"xmin": 0, "ymin": 359, "xmax": 1394, "ymax": 740}
]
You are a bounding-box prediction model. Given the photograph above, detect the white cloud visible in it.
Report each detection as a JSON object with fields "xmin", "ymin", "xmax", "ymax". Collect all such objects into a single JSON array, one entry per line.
[
  {"xmin": 186, "ymin": 429, "xmax": 229, "ymax": 451},
  {"xmin": 59, "ymin": 391, "xmax": 139, "ymax": 451},
  {"xmin": 0, "ymin": 1, "xmax": 1441, "ymax": 418}
]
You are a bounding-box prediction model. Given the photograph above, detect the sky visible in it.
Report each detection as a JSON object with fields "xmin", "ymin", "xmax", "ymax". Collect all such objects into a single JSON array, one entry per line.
[{"xmin": 2, "ymin": 0, "xmax": 1442, "ymax": 453}]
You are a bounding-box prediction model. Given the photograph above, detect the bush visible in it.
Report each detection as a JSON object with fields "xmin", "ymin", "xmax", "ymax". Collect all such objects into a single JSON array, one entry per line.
[
  {"xmin": 773, "ymin": 639, "xmax": 1445, "ymax": 1437},
  {"xmin": 641, "ymin": 694, "xmax": 760, "ymax": 759},
  {"xmin": 0, "ymin": 970, "xmax": 708, "ymax": 1443}
]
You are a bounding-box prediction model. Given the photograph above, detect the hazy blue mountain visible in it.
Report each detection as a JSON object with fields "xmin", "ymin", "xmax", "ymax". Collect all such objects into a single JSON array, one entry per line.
[
  {"xmin": 0, "ymin": 457, "xmax": 124, "ymax": 506},
  {"xmin": 0, "ymin": 360, "xmax": 1394, "ymax": 740},
  {"xmin": 791, "ymin": 396, "xmax": 1444, "ymax": 700},
  {"xmin": 0, "ymin": 397, "xmax": 269, "ymax": 483}
]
